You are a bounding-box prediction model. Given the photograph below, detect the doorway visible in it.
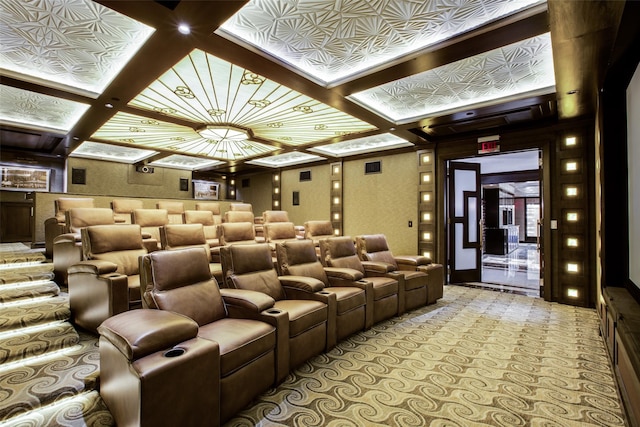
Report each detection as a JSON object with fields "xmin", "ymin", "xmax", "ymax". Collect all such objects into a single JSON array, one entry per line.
[{"xmin": 446, "ymin": 150, "xmax": 542, "ymax": 297}]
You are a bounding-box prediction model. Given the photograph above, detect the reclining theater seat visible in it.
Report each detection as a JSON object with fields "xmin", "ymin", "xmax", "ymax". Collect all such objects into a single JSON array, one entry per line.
[
  {"xmin": 156, "ymin": 200, "xmax": 184, "ymax": 224},
  {"xmin": 224, "ymin": 210, "xmax": 264, "ymax": 242},
  {"xmin": 132, "ymin": 208, "xmax": 168, "ymax": 252},
  {"xmin": 320, "ymin": 236, "xmax": 401, "ymax": 324},
  {"xmin": 111, "ymin": 198, "xmax": 143, "ymax": 224},
  {"xmin": 138, "ymin": 247, "xmax": 286, "ymax": 424},
  {"xmin": 67, "ymin": 224, "xmax": 147, "ymax": 332},
  {"xmin": 195, "ymin": 201, "xmax": 223, "ymax": 225},
  {"xmin": 263, "ymin": 221, "xmax": 300, "ymax": 252},
  {"xmin": 52, "ymin": 207, "xmax": 115, "ymax": 285},
  {"xmin": 44, "ymin": 197, "xmax": 94, "ymax": 258},
  {"xmin": 221, "ymin": 243, "xmax": 334, "ymax": 369},
  {"xmin": 356, "ymin": 234, "xmax": 429, "ymax": 311},
  {"xmin": 304, "ymin": 220, "xmax": 336, "ymax": 255},
  {"xmin": 214, "ymin": 221, "xmax": 259, "ymax": 264},
  {"xmin": 184, "ymin": 209, "xmax": 220, "ymax": 248},
  {"xmin": 160, "ymin": 223, "xmax": 223, "ymax": 283},
  {"xmin": 263, "ymin": 210, "xmax": 305, "ymax": 239},
  {"xmin": 276, "ymin": 239, "xmax": 368, "ymax": 340},
  {"xmin": 358, "ymin": 234, "xmax": 445, "ymax": 305}
]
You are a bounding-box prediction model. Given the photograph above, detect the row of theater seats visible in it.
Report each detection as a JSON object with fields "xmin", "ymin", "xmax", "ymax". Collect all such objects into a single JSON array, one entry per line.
[
  {"xmin": 49, "ymin": 198, "xmax": 335, "ymax": 285},
  {"xmin": 85, "ymin": 231, "xmax": 443, "ymax": 426},
  {"xmin": 44, "ymin": 197, "xmax": 300, "ymax": 258}
]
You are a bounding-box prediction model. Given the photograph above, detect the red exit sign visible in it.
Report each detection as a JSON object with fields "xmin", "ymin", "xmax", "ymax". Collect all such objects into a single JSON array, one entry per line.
[{"xmin": 477, "ymin": 137, "xmax": 500, "ymax": 154}]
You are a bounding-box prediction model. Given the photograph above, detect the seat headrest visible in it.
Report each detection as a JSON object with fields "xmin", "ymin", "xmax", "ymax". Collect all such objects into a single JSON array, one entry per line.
[
  {"xmin": 156, "ymin": 201, "xmax": 184, "ymax": 214},
  {"xmin": 83, "ymin": 224, "xmax": 144, "ymax": 254},
  {"xmin": 163, "ymin": 224, "xmax": 206, "ymax": 246},
  {"xmin": 263, "ymin": 210, "xmax": 289, "ymax": 223},
  {"xmin": 277, "ymin": 239, "xmax": 317, "ymax": 266},
  {"xmin": 223, "ymin": 243, "xmax": 273, "ymax": 275},
  {"xmin": 148, "ymin": 247, "xmax": 212, "ymax": 292},
  {"xmin": 111, "ymin": 199, "xmax": 143, "ymax": 213},
  {"xmin": 133, "ymin": 209, "xmax": 168, "ymax": 226},
  {"xmin": 323, "ymin": 236, "xmax": 356, "ymax": 258},
  {"xmin": 305, "ymin": 220, "xmax": 334, "ymax": 237},
  {"xmin": 195, "ymin": 202, "xmax": 220, "ymax": 214},
  {"xmin": 184, "ymin": 210, "xmax": 214, "ymax": 226},
  {"xmin": 264, "ymin": 222, "xmax": 296, "ymax": 241},
  {"xmin": 358, "ymin": 234, "xmax": 389, "ymax": 253}
]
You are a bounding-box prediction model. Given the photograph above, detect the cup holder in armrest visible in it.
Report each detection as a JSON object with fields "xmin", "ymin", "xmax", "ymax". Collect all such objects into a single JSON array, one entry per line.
[
  {"xmin": 319, "ymin": 291, "xmax": 331, "ymax": 295},
  {"xmin": 163, "ymin": 347, "xmax": 186, "ymax": 358},
  {"xmin": 266, "ymin": 309, "xmax": 282, "ymax": 314}
]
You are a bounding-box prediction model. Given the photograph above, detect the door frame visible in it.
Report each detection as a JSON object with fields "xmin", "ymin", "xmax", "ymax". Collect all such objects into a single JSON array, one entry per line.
[{"xmin": 436, "ymin": 137, "xmax": 552, "ymax": 302}]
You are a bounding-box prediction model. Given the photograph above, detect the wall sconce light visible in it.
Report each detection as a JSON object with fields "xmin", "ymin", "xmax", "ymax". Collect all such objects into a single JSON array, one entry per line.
[
  {"xmin": 565, "ymin": 136, "xmax": 576, "ymax": 146},
  {"xmin": 565, "ymin": 161, "xmax": 578, "ymax": 172},
  {"xmin": 230, "ymin": 190, "xmax": 235, "ymax": 197},
  {"xmin": 274, "ymin": 175, "xmax": 279, "ymax": 181},
  {"xmin": 567, "ymin": 288, "xmax": 579, "ymax": 298},
  {"xmin": 422, "ymin": 173, "xmax": 431, "ymax": 183},
  {"xmin": 230, "ymin": 179, "xmax": 235, "ymax": 185},
  {"xmin": 274, "ymin": 187, "xmax": 279, "ymax": 194},
  {"xmin": 422, "ymin": 193, "xmax": 431, "ymax": 202},
  {"xmin": 333, "ymin": 181, "xmax": 340, "ymax": 189},
  {"xmin": 333, "ymin": 197, "xmax": 340, "ymax": 205},
  {"xmin": 423, "ymin": 251, "xmax": 431, "ymax": 259},
  {"xmin": 333, "ymin": 166, "xmax": 340, "ymax": 174},
  {"xmin": 567, "ymin": 212, "xmax": 578, "ymax": 222},
  {"xmin": 423, "ymin": 213, "xmax": 431, "ymax": 221},
  {"xmin": 334, "ymin": 229, "xmax": 340, "ymax": 236},
  {"xmin": 423, "ymin": 232, "xmax": 431, "ymax": 241},
  {"xmin": 333, "ymin": 213, "xmax": 340, "ymax": 220},
  {"xmin": 422, "ymin": 154, "xmax": 431, "ymax": 164},
  {"xmin": 567, "ymin": 237, "xmax": 579, "ymax": 247},
  {"xmin": 273, "ymin": 200, "xmax": 279, "ymax": 207},
  {"xmin": 566, "ymin": 263, "xmax": 579, "ymax": 273}
]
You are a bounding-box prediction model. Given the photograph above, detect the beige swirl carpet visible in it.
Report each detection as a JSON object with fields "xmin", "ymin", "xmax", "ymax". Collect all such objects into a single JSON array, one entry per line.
[{"xmin": 226, "ymin": 285, "xmax": 626, "ymax": 427}]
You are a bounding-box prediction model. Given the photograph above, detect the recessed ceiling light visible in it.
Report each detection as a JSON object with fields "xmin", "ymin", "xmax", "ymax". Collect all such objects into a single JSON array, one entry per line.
[
  {"xmin": 178, "ymin": 24, "xmax": 191, "ymax": 35},
  {"xmin": 105, "ymin": 103, "xmax": 114, "ymax": 108}
]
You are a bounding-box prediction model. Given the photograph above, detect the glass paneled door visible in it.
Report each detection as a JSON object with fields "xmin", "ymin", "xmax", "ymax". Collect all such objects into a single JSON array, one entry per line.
[{"xmin": 448, "ymin": 161, "xmax": 482, "ymax": 283}]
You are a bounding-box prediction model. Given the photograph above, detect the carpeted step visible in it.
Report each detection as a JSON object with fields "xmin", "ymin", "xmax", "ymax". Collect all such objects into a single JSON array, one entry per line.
[
  {"xmin": 0, "ymin": 263, "xmax": 55, "ymax": 284},
  {"xmin": 0, "ymin": 280, "xmax": 59, "ymax": 303},
  {"xmin": 0, "ymin": 391, "xmax": 114, "ymax": 427},
  {"xmin": 0, "ymin": 296, "xmax": 70, "ymax": 332},
  {"xmin": 0, "ymin": 320, "xmax": 79, "ymax": 364},
  {"xmin": 0, "ymin": 332, "xmax": 103, "ymax": 423}
]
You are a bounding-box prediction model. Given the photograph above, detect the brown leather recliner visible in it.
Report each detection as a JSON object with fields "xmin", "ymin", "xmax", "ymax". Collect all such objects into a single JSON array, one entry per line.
[
  {"xmin": 184, "ymin": 210, "xmax": 220, "ymax": 248},
  {"xmin": 138, "ymin": 247, "xmax": 288, "ymax": 423},
  {"xmin": 98, "ymin": 309, "xmax": 220, "ymax": 427},
  {"xmin": 358, "ymin": 234, "xmax": 444, "ymax": 304},
  {"xmin": 156, "ymin": 200, "xmax": 184, "ymax": 224},
  {"xmin": 44, "ymin": 197, "xmax": 94, "ymax": 258},
  {"xmin": 356, "ymin": 234, "xmax": 429, "ymax": 311},
  {"xmin": 263, "ymin": 221, "xmax": 300, "ymax": 252},
  {"xmin": 52, "ymin": 207, "xmax": 115, "ymax": 285},
  {"xmin": 111, "ymin": 198, "xmax": 143, "ymax": 224},
  {"xmin": 132, "ymin": 208, "xmax": 168, "ymax": 252},
  {"xmin": 67, "ymin": 224, "xmax": 147, "ymax": 332},
  {"xmin": 221, "ymin": 243, "xmax": 335, "ymax": 369},
  {"xmin": 304, "ymin": 220, "xmax": 336, "ymax": 255},
  {"xmin": 276, "ymin": 239, "xmax": 369, "ymax": 339},
  {"xmin": 195, "ymin": 201, "xmax": 222, "ymax": 225},
  {"xmin": 214, "ymin": 221, "xmax": 259, "ymax": 266},
  {"xmin": 320, "ymin": 236, "xmax": 401, "ymax": 324},
  {"xmin": 160, "ymin": 223, "xmax": 222, "ymax": 283}
]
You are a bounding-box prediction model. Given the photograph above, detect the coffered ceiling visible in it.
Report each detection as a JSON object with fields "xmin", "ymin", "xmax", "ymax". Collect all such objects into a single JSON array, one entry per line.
[{"xmin": 0, "ymin": 0, "xmax": 627, "ymax": 174}]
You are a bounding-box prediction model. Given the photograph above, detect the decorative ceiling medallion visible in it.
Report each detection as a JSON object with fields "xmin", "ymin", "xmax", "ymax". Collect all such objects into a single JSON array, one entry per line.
[
  {"xmin": 91, "ymin": 112, "xmax": 277, "ymax": 161},
  {"xmin": 127, "ymin": 49, "xmax": 376, "ymax": 147},
  {"xmin": 70, "ymin": 141, "xmax": 157, "ymax": 164},
  {"xmin": 349, "ymin": 33, "xmax": 556, "ymax": 123},
  {"xmin": 0, "ymin": 0, "xmax": 155, "ymax": 98},
  {"xmin": 246, "ymin": 152, "xmax": 326, "ymax": 168},
  {"xmin": 149, "ymin": 155, "xmax": 225, "ymax": 171},
  {"xmin": 217, "ymin": 0, "xmax": 544, "ymax": 85},
  {"xmin": 309, "ymin": 133, "xmax": 413, "ymax": 157},
  {"xmin": 0, "ymin": 85, "xmax": 90, "ymax": 133}
]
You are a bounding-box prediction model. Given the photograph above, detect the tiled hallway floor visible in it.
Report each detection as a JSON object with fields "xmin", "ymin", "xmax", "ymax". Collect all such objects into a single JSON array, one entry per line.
[{"xmin": 481, "ymin": 243, "xmax": 541, "ymax": 296}]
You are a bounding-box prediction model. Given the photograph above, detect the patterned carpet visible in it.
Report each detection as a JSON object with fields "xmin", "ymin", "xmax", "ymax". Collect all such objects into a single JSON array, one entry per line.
[{"xmin": 226, "ymin": 285, "xmax": 626, "ymax": 427}]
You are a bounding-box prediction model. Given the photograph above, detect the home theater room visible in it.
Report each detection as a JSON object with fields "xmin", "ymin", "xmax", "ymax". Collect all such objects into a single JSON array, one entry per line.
[{"xmin": 1, "ymin": 0, "xmax": 639, "ymax": 426}]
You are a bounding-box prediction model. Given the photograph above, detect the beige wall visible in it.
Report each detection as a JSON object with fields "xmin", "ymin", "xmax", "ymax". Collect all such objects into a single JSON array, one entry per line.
[
  {"xmin": 235, "ymin": 172, "xmax": 273, "ymax": 217},
  {"xmin": 281, "ymin": 164, "xmax": 331, "ymax": 226},
  {"xmin": 343, "ymin": 152, "xmax": 419, "ymax": 255}
]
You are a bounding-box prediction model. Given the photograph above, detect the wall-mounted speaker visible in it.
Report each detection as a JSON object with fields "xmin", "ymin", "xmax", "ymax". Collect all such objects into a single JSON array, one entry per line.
[{"xmin": 136, "ymin": 165, "xmax": 154, "ymax": 174}]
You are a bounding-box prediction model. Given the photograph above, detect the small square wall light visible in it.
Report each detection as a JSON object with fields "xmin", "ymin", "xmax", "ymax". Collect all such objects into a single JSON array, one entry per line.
[
  {"xmin": 565, "ymin": 136, "xmax": 577, "ymax": 146},
  {"xmin": 274, "ymin": 187, "xmax": 279, "ymax": 194},
  {"xmin": 423, "ymin": 212, "xmax": 431, "ymax": 221},
  {"xmin": 273, "ymin": 200, "xmax": 279, "ymax": 207},
  {"xmin": 422, "ymin": 154, "xmax": 431, "ymax": 164},
  {"xmin": 567, "ymin": 237, "xmax": 579, "ymax": 247},
  {"xmin": 565, "ymin": 161, "xmax": 578, "ymax": 172},
  {"xmin": 333, "ymin": 165, "xmax": 340, "ymax": 174},
  {"xmin": 566, "ymin": 186, "xmax": 578, "ymax": 197},
  {"xmin": 567, "ymin": 288, "xmax": 579, "ymax": 298},
  {"xmin": 422, "ymin": 173, "xmax": 431, "ymax": 183},
  {"xmin": 333, "ymin": 213, "xmax": 340, "ymax": 220},
  {"xmin": 566, "ymin": 263, "xmax": 579, "ymax": 273},
  {"xmin": 334, "ymin": 229, "xmax": 340, "ymax": 236},
  {"xmin": 333, "ymin": 197, "xmax": 340, "ymax": 205},
  {"xmin": 423, "ymin": 251, "xmax": 431, "ymax": 259},
  {"xmin": 423, "ymin": 232, "xmax": 432, "ymax": 241},
  {"xmin": 422, "ymin": 193, "xmax": 431, "ymax": 202},
  {"xmin": 333, "ymin": 181, "xmax": 340, "ymax": 189},
  {"xmin": 567, "ymin": 212, "xmax": 578, "ymax": 222}
]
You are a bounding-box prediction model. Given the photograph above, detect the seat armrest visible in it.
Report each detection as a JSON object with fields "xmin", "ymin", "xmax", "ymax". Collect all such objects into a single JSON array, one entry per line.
[
  {"xmin": 68, "ymin": 259, "xmax": 119, "ymax": 276},
  {"xmin": 395, "ymin": 255, "xmax": 432, "ymax": 269},
  {"xmin": 324, "ymin": 267, "xmax": 364, "ymax": 282},
  {"xmin": 361, "ymin": 260, "xmax": 395, "ymax": 274},
  {"xmin": 98, "ymin": 309, "xmax": 200, "ymax": 361},
  {"xmin": 53, "ymin": 232, "xmax": 81, "ymax": 244},
  {"xmin": 220, "ymin": 288, "xmax": 275, "ymax": 313},
  {"xmin": 278, "ymin": 275, "xmax": 325, "ymax": 293}
]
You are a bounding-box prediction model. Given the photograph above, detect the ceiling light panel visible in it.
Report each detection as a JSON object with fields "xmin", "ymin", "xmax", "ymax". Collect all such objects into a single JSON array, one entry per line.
[
  {"xmin": 0, "ymin": 0, "xmax": 155, "ymax": 98},
  {"xmin": 349, "ymin": 33, "xmax": 556, "ymax": 123},
  {"xmin": 309, "ymin": 133, "xmax": 413, "ymax": 157},
  {"xmin": 70, "ymin": 141, "xmax": 157, "ymax": 164},
  {"xmin": 92, "ymin": 112, "xmax": 277, "ymax": 161},
  {"xmin": 0, "ymin": 85, "xmax": 90, "ymax": 133},
  {"xmin": 246, "ymin": 152, "xmax": 325, "ymax": 168},
  {"xmin": 217, "ymin": 0, "xmax": 544, "ymax": 86},
  {"xmin": 127, "ymin": 49, "xmax": 376, "ymax": 146},
  {"xmin": 148, "ymin": 155, "xmax": 225, "ymax": 171}
]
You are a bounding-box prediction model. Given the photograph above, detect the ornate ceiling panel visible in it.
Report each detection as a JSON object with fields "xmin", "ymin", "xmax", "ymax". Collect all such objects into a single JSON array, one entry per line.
[
  {"xmin": 246, "ymin": 152, "xmax": 326, "ymax": 168},
  {"xmin": 217, "ymin": 0, "xmax": 544, "ymax": 85},
  {"xmin": 309, "ymin": 133, "xmax": 413, "ymax": 157},
  {"xmin": 348, "ymin": 33, "xmax": 555, "ymax": 123},
  {"xmin": 126, "ymin": 49, "xmax": 377, "ymax": 148},
  {"xmin": 0, "ymin": 85, "xmax": 90, "ymax": 132},
  {"xmin": 70, "ymin": 141, "xmax": 157, "ymax": 164},
  {"xmin": 148, "ymin": 155, "xmax": 225, "ymax": 171},
  {"xmin": 0, "ymin": 0, "xmax": 154, "ymax": 98},
  {"xmin": 91, "ymin": 112, "xmax": 278, "ymax": 161}
]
